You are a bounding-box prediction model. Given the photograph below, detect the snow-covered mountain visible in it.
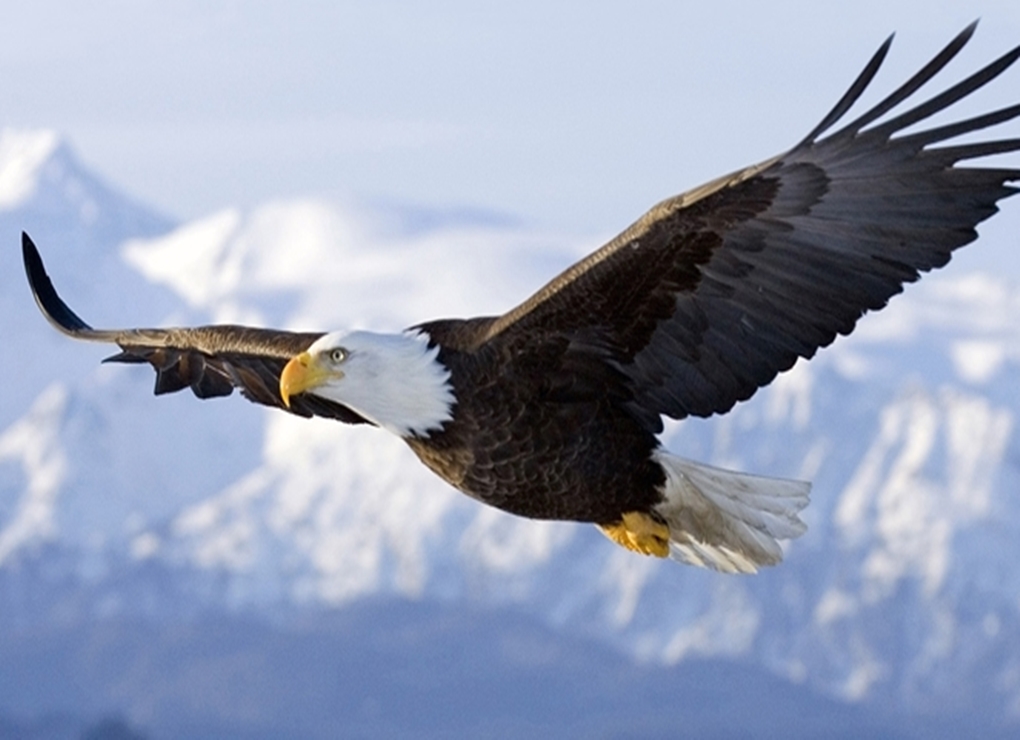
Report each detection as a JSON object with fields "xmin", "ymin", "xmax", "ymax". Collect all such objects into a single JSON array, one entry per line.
[
  {"xmin": 2, "ymin": 129, "xmax": 1019, "ymax": 735},
  {"xmin": 0, "ymin": 129, "xmax": 174, "ymax": 425}
]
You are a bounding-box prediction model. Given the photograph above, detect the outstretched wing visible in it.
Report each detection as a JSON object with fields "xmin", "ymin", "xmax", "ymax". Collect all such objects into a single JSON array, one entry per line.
[
  {"xmin": 480, "ymin": 24, "xmax": 1020, "ymax": 426},
  {"xmin": 22, "ymin": 233, "xmax": 371, "ymax": 426}
]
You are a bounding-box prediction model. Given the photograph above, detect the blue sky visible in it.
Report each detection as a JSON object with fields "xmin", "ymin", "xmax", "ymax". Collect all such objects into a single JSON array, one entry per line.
[{"xmin": 4, "ymin": 1, "xmax": 1019, "ymax": 270}]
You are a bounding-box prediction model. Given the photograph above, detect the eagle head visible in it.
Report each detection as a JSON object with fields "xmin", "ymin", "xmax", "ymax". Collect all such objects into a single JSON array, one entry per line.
[{"xmin": 279, "ymin": 330, "xmax": 455, "ymax": 437}]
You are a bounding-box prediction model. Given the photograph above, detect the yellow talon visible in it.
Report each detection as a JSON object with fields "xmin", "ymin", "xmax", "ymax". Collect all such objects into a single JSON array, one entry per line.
[{"xmin": 597, "ymin": 511, "xmax": 670, "ymax": 558}]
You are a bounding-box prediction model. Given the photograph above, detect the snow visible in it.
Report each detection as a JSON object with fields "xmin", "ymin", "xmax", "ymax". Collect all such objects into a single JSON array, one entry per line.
[
  {"xmin": 834, "ymin": 386, "xmax": 1014, "ymax": 598},
  {"xmin": 2, "ymin": 129, "xmax": 1020, "ymax": 723},
  {"xmin": 122, "ymin": 209, "xmax": 243, "ymax": 313},
  {"xmin": 951, "ymin": 339, "xmax": 1007, "ymax": 384},
  {"xmin": 0, "ymin": 384, "xmax": 68, "ymax": 564},
  {"xmin": 661, "ymin": 580, "xmax": 762, "ymax": 663},
  {"xmin": 0, "ymin": 130, "xmax": 59, "ymax": 208}
]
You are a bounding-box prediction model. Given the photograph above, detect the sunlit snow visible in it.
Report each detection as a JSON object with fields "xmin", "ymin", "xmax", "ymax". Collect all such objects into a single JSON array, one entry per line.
[{"xmin": 2, "ymin": 129, "xmax": 1020, "ymax": 719}]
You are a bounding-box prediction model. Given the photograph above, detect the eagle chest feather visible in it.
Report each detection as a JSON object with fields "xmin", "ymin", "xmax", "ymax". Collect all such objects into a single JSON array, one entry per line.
[
  {"xmin": 405, "ymin": 340, "xmax": 666, "ymax": 522},
  {"xmin": 404, "ymin": 436, "xmax": 473, "ymax": 489}
]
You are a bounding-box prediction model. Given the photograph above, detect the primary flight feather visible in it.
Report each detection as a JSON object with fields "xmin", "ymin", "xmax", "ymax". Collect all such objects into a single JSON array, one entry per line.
[{"xmin": 23, "ymin": 24, "xmax": 1020, "ymax": 572}]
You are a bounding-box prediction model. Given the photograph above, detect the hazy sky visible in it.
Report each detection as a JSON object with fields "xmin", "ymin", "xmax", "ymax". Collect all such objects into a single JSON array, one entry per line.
[{"xmin": 3, "ymin": 1, "xmax": 1020, "ymax": 270}]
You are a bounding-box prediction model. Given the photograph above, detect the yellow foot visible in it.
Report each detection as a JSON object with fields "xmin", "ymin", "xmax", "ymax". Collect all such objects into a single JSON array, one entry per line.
[{"xmin": 597, "ymin": 511, "xmax": 670, "ymax": 558}]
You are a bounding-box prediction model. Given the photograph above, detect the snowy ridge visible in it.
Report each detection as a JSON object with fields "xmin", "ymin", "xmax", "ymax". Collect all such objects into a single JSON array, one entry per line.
[
  {"xmin": 0, "ymin": 127, "xmax": 174, "ymax": 429},
  {"xmin": 1, "ymin": 130, "xmax": 1020, "ymax": 722},
  {"xmin": 0, "ymin": 130, "xmax": 60, "ymax": 208},
  {"xmin": 0, "ymin": 384, "xmax": 68, "ymax": 565}
]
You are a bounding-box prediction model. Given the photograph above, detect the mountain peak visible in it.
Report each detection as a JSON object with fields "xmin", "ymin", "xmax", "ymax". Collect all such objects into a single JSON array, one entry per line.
[{"xmin": 0, "ymin": 128, "xmax": 61, "ymax": 209}]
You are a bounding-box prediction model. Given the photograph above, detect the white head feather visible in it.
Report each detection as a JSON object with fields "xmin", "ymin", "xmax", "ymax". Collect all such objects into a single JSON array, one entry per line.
[{"xmin": 303, "ymin": 329, "xmax": 455, "ymax": 437}]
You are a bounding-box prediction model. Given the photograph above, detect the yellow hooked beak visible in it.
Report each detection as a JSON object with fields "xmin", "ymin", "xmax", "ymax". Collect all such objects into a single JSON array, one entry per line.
[{"xmin": 280, "ymin": 351, "xmax": 338, "ymax": 408}]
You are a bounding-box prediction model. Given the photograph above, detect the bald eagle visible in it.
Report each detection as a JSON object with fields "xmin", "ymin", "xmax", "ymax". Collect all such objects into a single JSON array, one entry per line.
[{"xmin": 22, "ymin": 25, "xmax": 1020, "ymax": 572}]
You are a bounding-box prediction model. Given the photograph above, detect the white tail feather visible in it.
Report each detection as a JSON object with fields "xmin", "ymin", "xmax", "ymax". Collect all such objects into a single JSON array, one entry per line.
[{"xmin": 652, "ymin": 450, "xmax": 810, "ymax": 574}]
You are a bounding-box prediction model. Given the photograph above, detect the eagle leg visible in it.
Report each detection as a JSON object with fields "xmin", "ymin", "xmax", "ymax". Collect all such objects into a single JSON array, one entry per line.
[{"xmin": 596, "ymin": 511, "xmax": 670, "ymax": 558}]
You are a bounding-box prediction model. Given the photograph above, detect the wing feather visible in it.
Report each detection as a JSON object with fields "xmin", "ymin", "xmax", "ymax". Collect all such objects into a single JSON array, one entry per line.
[
  {"xmin": 21, "ymin": 233, "xmax": 371, "ymax": 425},
  {"xmin": 479, "ymin": 25, "xmax": 1020, "ymax": 427},
  {"xmin": 812, "ymin": 22, "xmax": 972, "ymax": 141}
]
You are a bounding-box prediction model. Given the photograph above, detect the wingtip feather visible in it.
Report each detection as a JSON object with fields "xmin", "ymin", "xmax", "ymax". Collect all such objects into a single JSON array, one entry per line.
[{"xmin": 22, "ymin": 232, "xmax": 95, "ymax": 334}]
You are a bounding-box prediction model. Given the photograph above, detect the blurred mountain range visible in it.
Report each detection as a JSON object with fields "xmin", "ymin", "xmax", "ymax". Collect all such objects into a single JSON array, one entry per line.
[{"xmin": 1, "ymin": 130, "xmax": 1018, "ymax": 738}]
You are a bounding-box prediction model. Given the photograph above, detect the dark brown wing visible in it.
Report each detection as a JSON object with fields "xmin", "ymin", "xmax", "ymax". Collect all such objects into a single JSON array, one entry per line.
[
  {"xmin": 478, "ymin": 24, "xmax": 1020, "ymax": 425},
  {"xmin": 22, "ymin": 233, "xmax": 371, "ymax": 425}
]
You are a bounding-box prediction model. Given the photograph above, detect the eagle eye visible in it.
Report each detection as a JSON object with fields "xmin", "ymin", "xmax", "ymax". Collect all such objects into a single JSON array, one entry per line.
[{"xmin": 329, "ymin": 348, "xmax": 347, "ymax": 364}]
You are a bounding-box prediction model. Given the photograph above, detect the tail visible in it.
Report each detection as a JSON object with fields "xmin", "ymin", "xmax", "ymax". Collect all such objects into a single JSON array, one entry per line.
[{"xmin": 652, "ymin": 450, "xmax": 810, "ymax": 574}]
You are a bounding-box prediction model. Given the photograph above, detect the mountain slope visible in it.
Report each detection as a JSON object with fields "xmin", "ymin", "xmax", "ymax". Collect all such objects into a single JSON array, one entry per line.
[
  {"xmin": 0, "ymin": 128, "xmax": 175, "ymax": 426},
  {"xmin": 1, "ymin": 129, "xmax": 1019, "ymax": 729}
]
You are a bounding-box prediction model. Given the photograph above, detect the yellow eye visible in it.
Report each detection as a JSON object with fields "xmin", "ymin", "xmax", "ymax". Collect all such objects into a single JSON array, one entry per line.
[{"xmin": 329, "ymin": 348, "xmax": 347, "ymax": 364}]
